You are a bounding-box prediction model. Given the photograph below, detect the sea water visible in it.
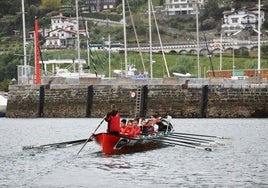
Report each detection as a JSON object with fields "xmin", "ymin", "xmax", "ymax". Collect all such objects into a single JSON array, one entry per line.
[{"xmin": 0, "ymin": 118, "xmax": 267, "ymax": 188}]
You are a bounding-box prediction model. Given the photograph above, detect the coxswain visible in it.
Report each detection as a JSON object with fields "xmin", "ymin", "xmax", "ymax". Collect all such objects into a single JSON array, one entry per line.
[{"xmin": 105, "ymin": 104, "xmax": 121, "ymax": 135}]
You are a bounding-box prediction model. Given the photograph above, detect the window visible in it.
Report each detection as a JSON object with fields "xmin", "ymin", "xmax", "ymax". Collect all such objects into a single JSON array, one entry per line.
[{"xmin": 231, "ymin": 18, "xmax": 239, "ymax": 23}]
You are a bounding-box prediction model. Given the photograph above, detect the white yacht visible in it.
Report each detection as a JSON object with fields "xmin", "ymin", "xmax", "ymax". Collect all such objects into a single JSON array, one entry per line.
[{"xmin": 0, "ymin": 93, "xmax": 7, "ymax": 117}]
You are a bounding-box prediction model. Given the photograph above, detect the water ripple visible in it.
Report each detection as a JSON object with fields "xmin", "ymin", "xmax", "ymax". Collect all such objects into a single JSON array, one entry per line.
[{"xmin": 0, "ymin": 118, "xmax": 268, "ymax": 187}]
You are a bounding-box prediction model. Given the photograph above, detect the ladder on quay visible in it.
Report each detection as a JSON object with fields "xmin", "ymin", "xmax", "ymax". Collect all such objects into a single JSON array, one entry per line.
[{"xmin": 134, "ymin": 86, "xmax": 142, "ymax": 118}]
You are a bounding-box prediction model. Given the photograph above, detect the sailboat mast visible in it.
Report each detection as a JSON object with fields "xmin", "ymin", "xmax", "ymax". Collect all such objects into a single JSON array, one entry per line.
[
  {"xmin": 258, "ymin": 0, "xmax": 261, "ymax": 78},
  {"xmin": 76, "ymin": 0, "xmax": 82, "ymax": 75},
  {"xmin": 22, "ymin": 0, "xmax": 27, "ymax": 67},
  {"xmin": 108, "ymin": 34, "xmax": 111, "ymax": 78},
  {"xmin": 123, "ymin": 0, "xmax": 128, "ymax": 77},
  {"xmin": 85, "ymin": 21, "xmax": 90, "ymax": 74},
  {"xmin": 149, "ymin": 0, "xmax": 153, "ymax": 78}
]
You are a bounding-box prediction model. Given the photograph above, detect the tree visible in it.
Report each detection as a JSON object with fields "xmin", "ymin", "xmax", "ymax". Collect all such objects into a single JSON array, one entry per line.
[
  {"xmin": 41, "ymin": 0, "xmax": 61, "ymax": 10},
  {"xmin": 201, "ymin": 0, "xmax": 222, "ymax": 21},
  {"xmin": 261, "ymin": 45, "xmax": 268, "ymax": 55}
]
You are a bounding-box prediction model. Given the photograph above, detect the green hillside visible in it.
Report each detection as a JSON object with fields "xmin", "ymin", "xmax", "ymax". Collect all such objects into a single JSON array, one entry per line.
[{"xmin": 1, "ymin": 0, "xmax": 268, "ymax": 91}]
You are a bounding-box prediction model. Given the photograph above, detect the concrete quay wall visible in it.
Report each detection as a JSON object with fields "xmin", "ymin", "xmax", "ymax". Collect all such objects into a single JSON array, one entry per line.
[{"xmin": 6, "ymin": 80, "xmax": 268, "ymax": 118}]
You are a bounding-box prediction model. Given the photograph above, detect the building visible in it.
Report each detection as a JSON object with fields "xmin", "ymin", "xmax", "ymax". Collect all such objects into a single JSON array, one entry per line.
[
  {"xmin": 87, "ymin": 0, "xmax": 119, "ymax": 12},
  {"xmin": 163, "ymin": 0, "xmax": 207, "ymax": 16},
  {"xmin": 43, "ymin": 13, "xmax": 86, "ymax": 49},
  {"xmin": 222, "ymin": 7, "xmax": 265, "ymax": 36}
]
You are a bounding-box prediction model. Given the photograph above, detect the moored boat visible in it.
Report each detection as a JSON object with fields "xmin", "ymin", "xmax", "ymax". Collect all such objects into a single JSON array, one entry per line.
[
  {"xmin": 0, "ymin": 94, "xmax": 7, "ymax": 117},
  {"xmin": 92, "ymin": 132, "xmax": 172, "ymax": 155}
]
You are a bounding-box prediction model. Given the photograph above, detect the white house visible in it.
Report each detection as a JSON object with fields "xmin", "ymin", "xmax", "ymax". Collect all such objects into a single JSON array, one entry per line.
[
  {"xmin": 50, "ymin": 14, "xmax": 77, "ymax": 31},
  {"xmin": 43, "ymin": 13, "xmax": 86, "ymax": 49},
  {"xmin": 222, "ymin": 7, "xmax": 265, "ymax": 36},
  {"xmin": 163, "ymin": 0, "xmax": 207, "ymax": 16}
]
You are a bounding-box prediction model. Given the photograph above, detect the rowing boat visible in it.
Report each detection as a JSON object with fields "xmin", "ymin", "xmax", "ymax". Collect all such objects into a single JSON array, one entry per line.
[
  {"xmin": 92, "ymin": 132, "xmax": 172, "ymax": 155},
  {"xmin": 22, "ymin": 117, "xmax": 228, "ymax": 153}
]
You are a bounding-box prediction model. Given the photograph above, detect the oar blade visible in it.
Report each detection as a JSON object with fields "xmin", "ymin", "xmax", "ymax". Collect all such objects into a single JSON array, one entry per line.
[
  {"xmin": 173, "ymin": 132, "xmax": 230, "ymax": 140},
  {"xmin": 153, "ymin": 138, "xmax": 213, "ymax": 152},
  {"xmin": 22, "ymin": 139, "xmax": 88, "ymax": 150}
]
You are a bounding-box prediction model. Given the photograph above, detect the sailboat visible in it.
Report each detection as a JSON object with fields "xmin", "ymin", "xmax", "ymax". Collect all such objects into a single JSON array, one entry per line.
[
  {"xmin": 113, "ymin": 0, "xmax": 149, "ymax": 79},
  {"xmin": 53, "ymin": 0, "xmax": 105, "ymax": 79}
]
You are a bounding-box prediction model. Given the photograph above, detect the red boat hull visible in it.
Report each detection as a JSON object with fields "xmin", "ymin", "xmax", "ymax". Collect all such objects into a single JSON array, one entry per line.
[{"xmin": 92, "ymin": 133, "xmax": 166, "ymax": 155}]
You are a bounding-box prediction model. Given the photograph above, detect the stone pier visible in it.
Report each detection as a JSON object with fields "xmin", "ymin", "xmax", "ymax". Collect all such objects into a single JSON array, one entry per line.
[{"xmin": 6, "ymin": 78, "xmax": 268, "ymax": 118}]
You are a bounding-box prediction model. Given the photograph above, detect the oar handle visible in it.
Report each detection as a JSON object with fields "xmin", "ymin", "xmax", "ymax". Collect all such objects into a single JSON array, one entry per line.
[
  {"xmin": 93, "ymin": 117, "xmax": 106, "ymax": 134},
  {"xmin": 76, "ymin": 116, "xmax": 106, "ymax": 155}
]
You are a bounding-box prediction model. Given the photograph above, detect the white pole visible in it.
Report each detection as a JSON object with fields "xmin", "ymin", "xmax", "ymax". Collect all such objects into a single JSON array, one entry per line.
[
  {"xmin": 108, "ymin": 34, "xmax": 111, "ymax": 79},
  {"xmin": 232, "ymin": 38, "xmax": 235, "ymax": 77},
  {"xmin": 76, "ymin": 0, "xmax": 81, "ymax": 75},
  {"xmin": 220, "ymin": 32, "xmax": 222, "ymax": 70},
  {"xmin": 22, "ymin": 0, "xmax": 27, "ymax": 67},
  {"xmin": 149, "ymin": 0, "xmax": 153, "ymax": 78},
  {"xmin": 122, "ymin": 0, "xmax": 128, "ymax": 77},
  {"xmin": 257, "ymin": 0, "xmax": 261, "ymax": 78},
  {"xmin": 195, "ymin": 1, "xmax": 200, "ymax": 78},
  {"xmin": 85, "ymin": 21, "xmax": 90, "ymax": 74}
]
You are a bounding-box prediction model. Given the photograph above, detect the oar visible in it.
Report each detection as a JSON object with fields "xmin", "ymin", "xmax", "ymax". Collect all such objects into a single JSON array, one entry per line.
[
  {"xmin": 162, "ymin": 137, "xmax": 215, "ymax": 147},
  {"xmin": 169, "ymin": 134, "xmax": 225, "ymax": 146},
  {"xmin": 77, "ymin": 117, "xmax": 105, "ymax": 155},
  {"xmin": 154, "ymin": 139, "xmax": 212, "ymax": 151},
  {"xmin": 173, "ymin": 132, "xmax": 230, "ymax": 139},
  {"xmin": 169, "ymin": 134, "xmax": 222, "ymax": 145},
  {"xmin": 22, "ymin": 139, "xmax": 87, "ymax": 150},
  {"xmin": 169, "ymin": 134, "xmax": 215, "ymax": 143}
]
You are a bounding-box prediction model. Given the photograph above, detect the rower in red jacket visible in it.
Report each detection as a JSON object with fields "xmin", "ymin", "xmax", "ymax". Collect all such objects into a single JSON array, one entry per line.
[{"xmin": 122, "ymin": 119, "xmax": 135, "ymax": 136}]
